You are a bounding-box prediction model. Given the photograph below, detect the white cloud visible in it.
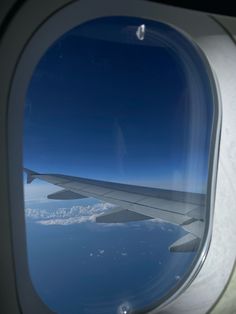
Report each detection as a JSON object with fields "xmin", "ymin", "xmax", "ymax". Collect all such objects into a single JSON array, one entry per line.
[
  {"xmin": 25, "ymin": 202, "xmax": 118, "ymax": 226},
  {"xmin": 37, "ymin": 215, "xmax": 96, "ymax": 225},
  {"xmin": 24, "ymin": 199, "xmax": 174, "ymax": 231}
]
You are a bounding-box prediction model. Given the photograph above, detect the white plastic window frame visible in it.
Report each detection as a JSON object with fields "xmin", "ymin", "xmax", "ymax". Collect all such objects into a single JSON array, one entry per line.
[{"xmin": 5, "ymin": 1, "xmax": 223, "ymax": 313}]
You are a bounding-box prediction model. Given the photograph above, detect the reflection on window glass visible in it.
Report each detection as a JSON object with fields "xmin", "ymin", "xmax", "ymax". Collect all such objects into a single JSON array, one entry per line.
[{"xmin": 23, "ymin": 17, "xmax": 214, "ymax": 314}]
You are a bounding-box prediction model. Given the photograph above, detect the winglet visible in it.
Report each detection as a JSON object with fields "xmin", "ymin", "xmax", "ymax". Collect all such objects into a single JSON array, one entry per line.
[{"xmin": 24, "ymin": 168, "xmax": 38, "ymax": 184}]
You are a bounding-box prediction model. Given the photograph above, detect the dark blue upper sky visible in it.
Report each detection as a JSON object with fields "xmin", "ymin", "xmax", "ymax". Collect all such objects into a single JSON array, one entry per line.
[{"xmin": 24, "ymin": 17, "xmax": 214, "ymax": 192}]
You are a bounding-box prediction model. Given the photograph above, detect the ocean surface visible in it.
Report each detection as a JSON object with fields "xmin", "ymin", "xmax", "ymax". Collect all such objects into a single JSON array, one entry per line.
[{"xmin": 25, "ymin": 198, "xmax": 195, "ymax": 314}]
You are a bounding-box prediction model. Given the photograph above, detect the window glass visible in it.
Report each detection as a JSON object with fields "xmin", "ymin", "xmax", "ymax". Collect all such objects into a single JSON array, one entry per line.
[{"xmin": 23, "ymin": 17, "xmax": 214, "ymax": 314}]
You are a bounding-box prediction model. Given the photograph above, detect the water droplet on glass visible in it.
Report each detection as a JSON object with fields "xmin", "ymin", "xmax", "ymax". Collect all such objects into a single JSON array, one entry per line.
[{"xmin": 118, "ymin": 302, "xmax": 132, "ymax": 314}]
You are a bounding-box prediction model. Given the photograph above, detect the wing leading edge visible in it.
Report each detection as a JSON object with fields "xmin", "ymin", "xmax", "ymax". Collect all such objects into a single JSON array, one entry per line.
[{"xmin": 24, "ymin": 168, "xmax": 205, "ymax": 252}]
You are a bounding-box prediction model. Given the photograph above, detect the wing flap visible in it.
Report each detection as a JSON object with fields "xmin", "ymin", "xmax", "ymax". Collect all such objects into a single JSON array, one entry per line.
[
  {"xmin": 138, "ymin": 197, "xmax": 197, "ymax": 214},
  {"xmin": 125, "ymin": 206, "xmax": 189, "ymax": 225}
]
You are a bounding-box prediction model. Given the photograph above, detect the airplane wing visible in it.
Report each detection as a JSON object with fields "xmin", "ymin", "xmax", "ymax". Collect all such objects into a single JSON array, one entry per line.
[{"xmin": 24, "ymin": 168, "xmax": 205, "ymax": 252}]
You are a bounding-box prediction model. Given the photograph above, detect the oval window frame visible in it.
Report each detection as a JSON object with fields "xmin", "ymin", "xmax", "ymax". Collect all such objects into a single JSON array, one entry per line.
[{"xmin": 6, "ymin": 1, "xmax": 221, "ymax": 313}]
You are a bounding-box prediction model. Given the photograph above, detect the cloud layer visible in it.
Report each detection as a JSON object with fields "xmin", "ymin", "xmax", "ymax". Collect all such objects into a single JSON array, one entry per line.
[
  {"xmin": 25, "ymin": 200, "xmax": 175, "ymax": 231},
  {"xmin": 25, "ymin": 202, "xmax": 116, "ymax": 226}
]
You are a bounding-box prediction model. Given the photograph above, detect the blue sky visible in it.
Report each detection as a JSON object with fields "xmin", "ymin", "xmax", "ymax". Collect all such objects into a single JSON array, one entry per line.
[{"xmin": 24, "ymin": 17, "xmax": 213, "ymax": 194}]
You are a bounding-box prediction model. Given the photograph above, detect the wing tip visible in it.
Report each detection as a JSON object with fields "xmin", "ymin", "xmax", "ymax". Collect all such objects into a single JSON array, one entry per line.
[{"xmin": 24, "ymin": 168, "xmax": 38, "ymax": 184}]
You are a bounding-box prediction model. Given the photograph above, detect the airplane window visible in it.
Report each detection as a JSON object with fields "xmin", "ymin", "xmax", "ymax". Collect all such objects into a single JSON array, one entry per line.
[{"xmin": 23, "ymin": 16, "xmax": 215, "ymax": 314}]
